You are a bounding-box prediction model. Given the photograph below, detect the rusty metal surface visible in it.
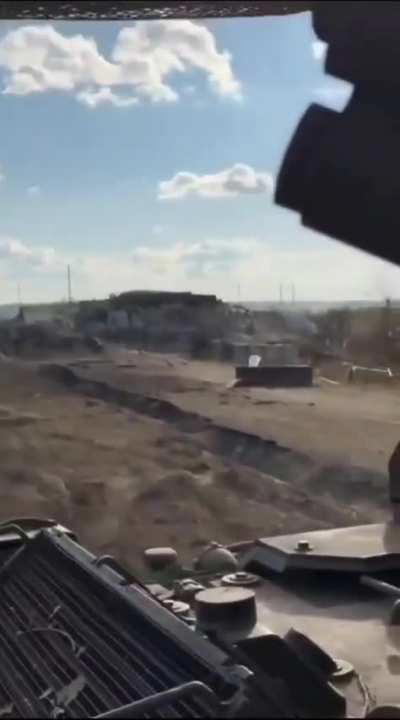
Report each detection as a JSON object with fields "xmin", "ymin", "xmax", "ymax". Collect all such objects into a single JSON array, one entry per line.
[{"xmin": 0, "ymin": 2, "xmax": 312, "ymax": 21}]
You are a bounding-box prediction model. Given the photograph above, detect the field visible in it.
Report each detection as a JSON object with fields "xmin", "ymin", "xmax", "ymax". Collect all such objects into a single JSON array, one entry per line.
[{"xmin": 0, "ymin": 345, "xmax": 395, "ymax": 575}]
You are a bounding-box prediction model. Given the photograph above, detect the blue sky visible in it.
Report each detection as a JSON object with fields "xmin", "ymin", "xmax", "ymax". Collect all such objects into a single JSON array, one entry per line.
[{"xmin": 0, "ymin": 12, "xmax": 398, "ymax": 304}]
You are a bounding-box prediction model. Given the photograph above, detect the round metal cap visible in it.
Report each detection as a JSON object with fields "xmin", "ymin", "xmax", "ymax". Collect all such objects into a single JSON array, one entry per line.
[
  {"xmin": 144, "ymin": 547, "xmax": 178, "ymax": 571},
  {"xmin": 195, "ymin": 587, "xmax": 257, "ymax": 629},
  {"xmin": 222, "ymin": 572, "xmax": 261, "ymax": 587},
  {"xmin": 194, "ymin": 544, "xmax": 238, "ymax": 573}
]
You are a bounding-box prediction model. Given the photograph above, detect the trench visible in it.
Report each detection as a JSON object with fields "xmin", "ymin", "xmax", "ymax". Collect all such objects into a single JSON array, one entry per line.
[{"xmin": 38, "ymin": 363, "xmax": 388, "ymax": 511}]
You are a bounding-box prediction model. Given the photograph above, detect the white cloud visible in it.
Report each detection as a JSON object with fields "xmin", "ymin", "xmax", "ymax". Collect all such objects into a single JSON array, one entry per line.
[
  {"xmin": 113, "ymin": 21, "xmax": 242, "ymax": 102},
  {"xmin": 0, "ymin": 21, "xmax": 241, "ymax": 107},
  {"xmin": 1, "ymin": 223, "xmax": 400, "ymax": 306},
  {"xmin": 132, "ymin": 237, "xmax": 250, "ymax": 275},
  {"xmin": 312, "ymin": 85, "xmax": 352, "ymax": 106},
  {"xmin": 0, "ymin": 237, "xmax": 55, "ymax": 268},
  {"xmin": 0, "ymin": 232, "xmax": 399, "ymax": 304},
  {"xmin": 77, "ymin": 86, "xmax": 139, "ymax": 108},
  {"xmin": 27, "ymin": 185, "xmax": 41, "ymax": 197},
  {"xmin": 312, "ymin": 40, "xmax": 327, "ymax": 62},
  {"xmin": 0, "ymin": 165, "xmax": 5, "ymax": 184},
  {"xmin": 122, "ymin": 236, "xmax": 400, "ymax": 303},
  {"xmin": 159, "ymin": 164, "xmax": 274, "ymax": 200},
  {"xmin": 0, "ymin": 25, "xmax": 120, "ymax": 96}
]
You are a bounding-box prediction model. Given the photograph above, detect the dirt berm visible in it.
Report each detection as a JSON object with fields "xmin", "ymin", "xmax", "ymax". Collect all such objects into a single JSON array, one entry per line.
[{"xmin": 39, "ymin": 362, "xmax": 389, "ymax": 519}]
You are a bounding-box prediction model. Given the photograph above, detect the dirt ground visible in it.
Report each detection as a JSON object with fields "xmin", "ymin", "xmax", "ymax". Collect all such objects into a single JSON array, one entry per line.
[
  {"xmin": 73, "ymin": 347, "xmax": 400, "ymax": 473},
  {"xmin": 0, "ymin": 348, "xmax": 396, "ymax": 575}
]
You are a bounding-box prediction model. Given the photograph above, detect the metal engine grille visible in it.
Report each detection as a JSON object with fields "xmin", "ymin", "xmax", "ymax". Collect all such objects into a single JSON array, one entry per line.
[{"xmin": 0, "ymin": 531, "xmax": 239, "ymax": 718}]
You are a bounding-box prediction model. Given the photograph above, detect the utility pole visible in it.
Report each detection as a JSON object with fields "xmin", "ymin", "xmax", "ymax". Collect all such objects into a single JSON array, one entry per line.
[
  {"xmin": 291, "ymin": 283, "xmax": 296, "ymax": 305},
  {"xmin": 384, "ymin": 297, "xmax": 392, "ymax": 357},
  {"xmin": 16, "ymin": 283, "xmax": 25, "ymax": 323},
  {"xmin": 279, "ymin": 284, "xmax": 283, "ymax": 304},
  {"xmin": 67, "ymin": 265, "xmax": 72, "ymax": 304}
]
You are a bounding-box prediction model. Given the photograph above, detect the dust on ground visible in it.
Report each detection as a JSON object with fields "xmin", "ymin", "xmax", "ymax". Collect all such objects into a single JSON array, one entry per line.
[{"xmin": 0, "ymin": 351, "xmax": 393, "ymax": 573}]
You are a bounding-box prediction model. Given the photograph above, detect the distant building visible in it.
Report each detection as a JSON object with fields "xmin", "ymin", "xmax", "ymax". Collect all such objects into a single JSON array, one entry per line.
[
  {"xmin": 107, "ymin": 310, "xmax": 130, "ymax": 330},
  {"xmin": 109, "ymin": 291, "xmax": 220, "ymax": 312}
]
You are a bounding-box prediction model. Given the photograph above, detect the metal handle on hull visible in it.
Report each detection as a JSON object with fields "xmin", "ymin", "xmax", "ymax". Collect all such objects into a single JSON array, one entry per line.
[{"xmin": 93, "ymin": 681, "xmax": 218, "ymax": 719}]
